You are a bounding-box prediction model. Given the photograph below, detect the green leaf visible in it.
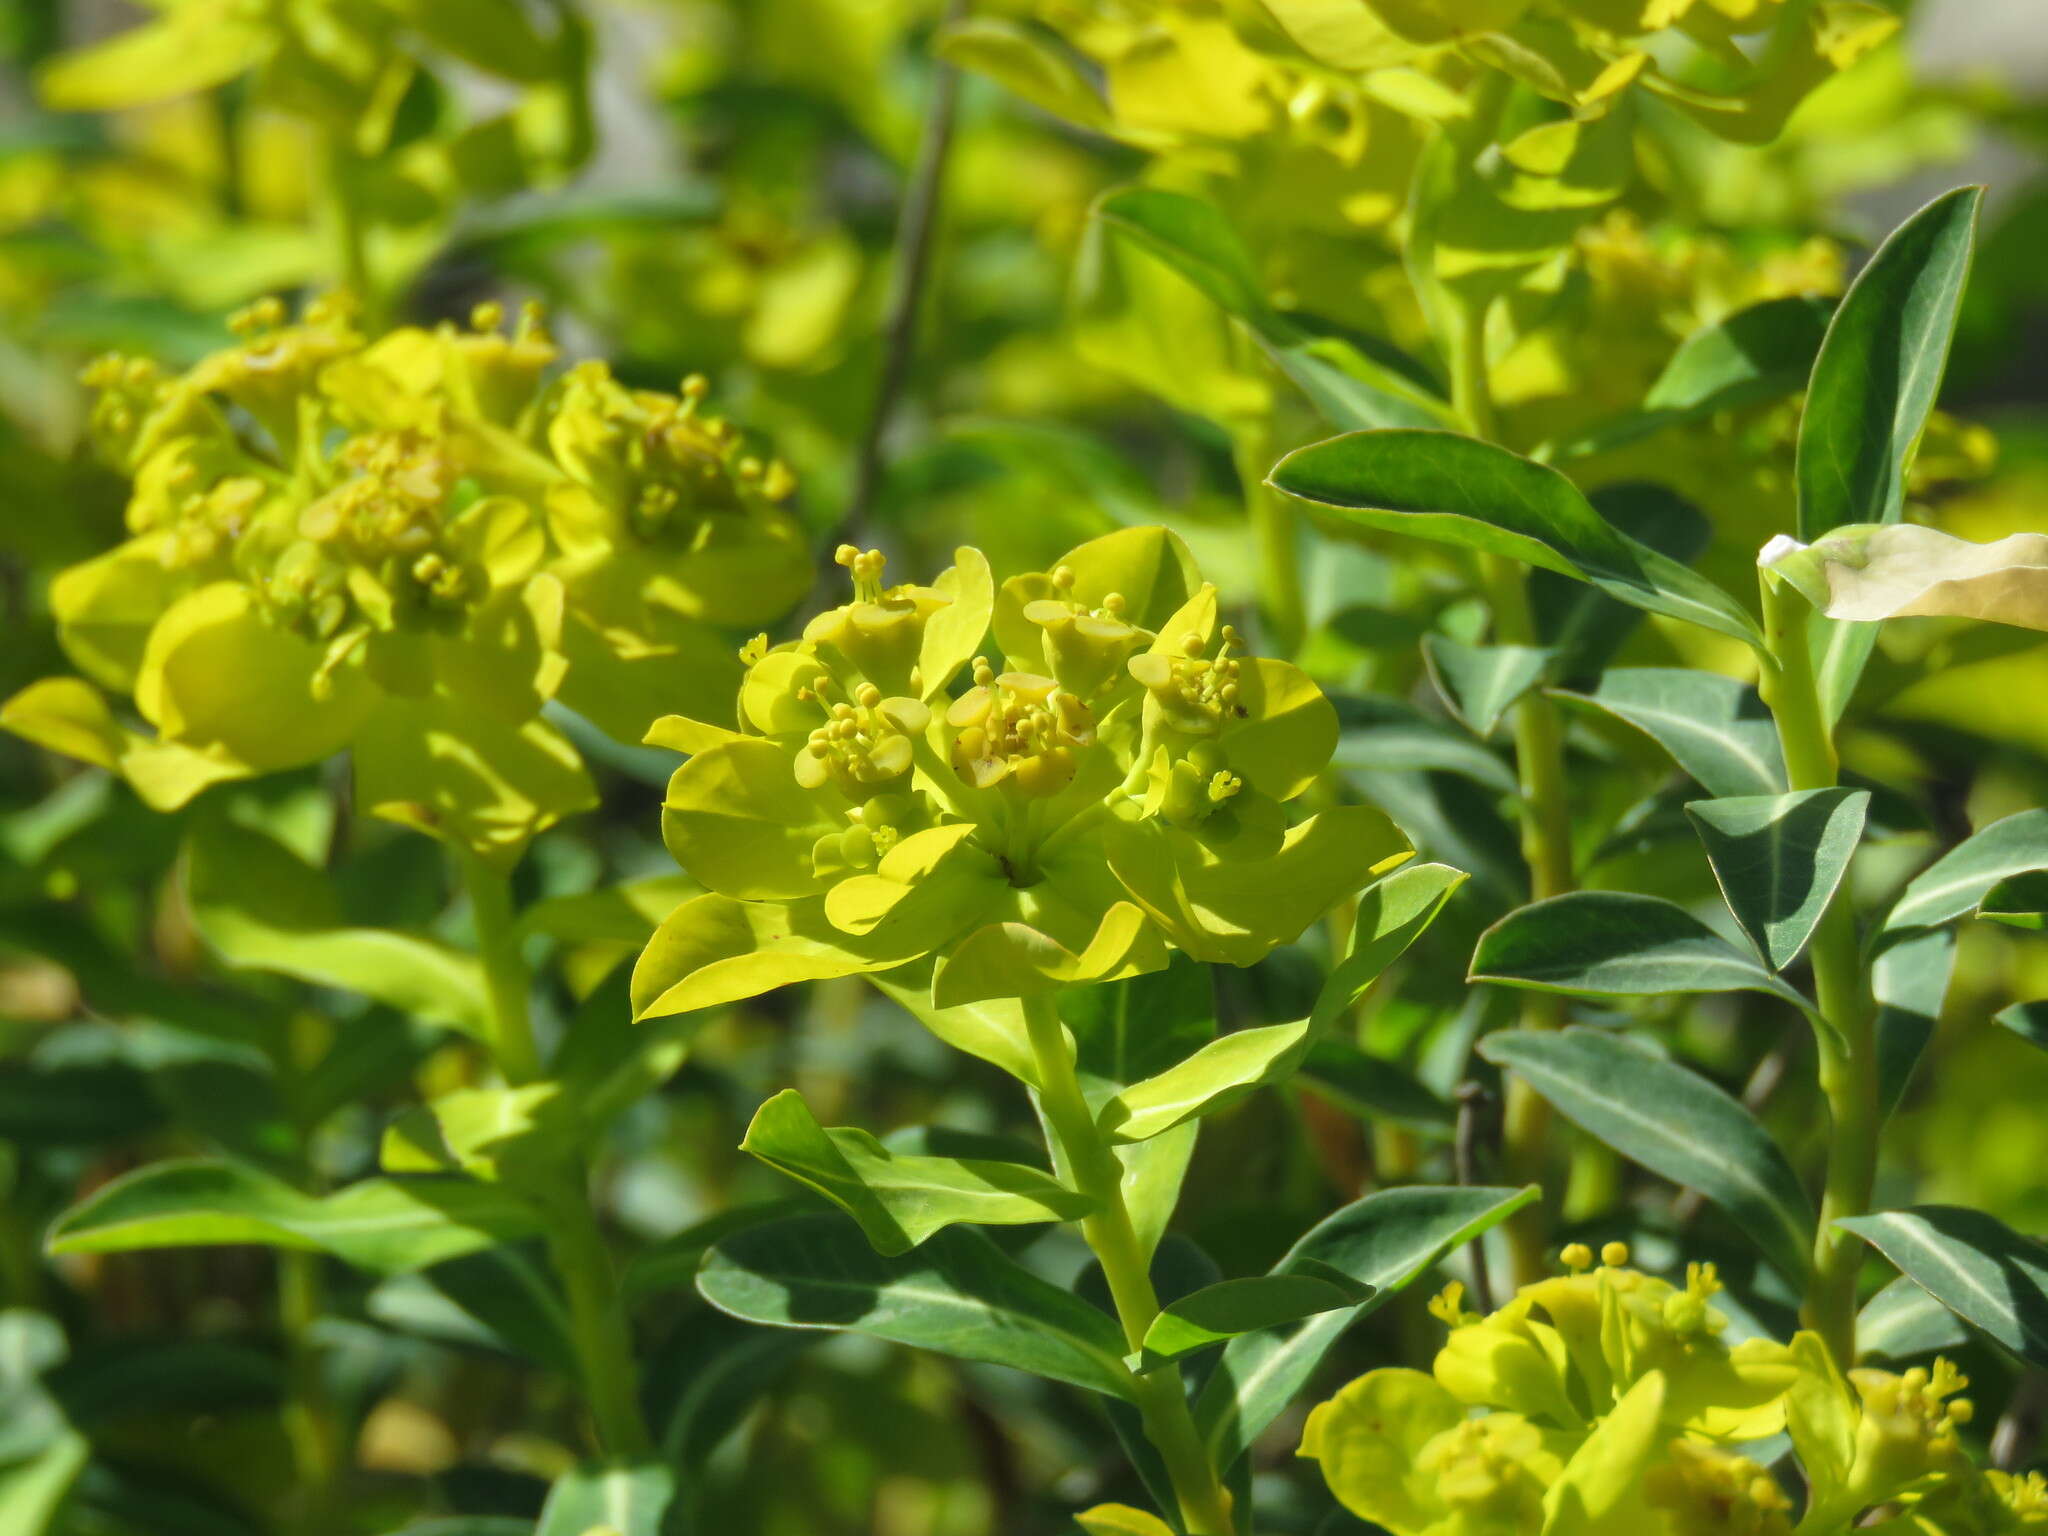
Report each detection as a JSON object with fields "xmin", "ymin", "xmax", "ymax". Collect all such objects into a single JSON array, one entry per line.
[
  {"xmin": 1550, "ymin": 297, "xmax": 1832, "ymax": 461},
  {"xmin": 1837, "ymin": 1206, "xmax": 2048, "ymax": 1367},
  {"xmin": 184, "ymin": 815, "xmax": 490, "ymax": 1040},
  {"xmin": 1534, "ymin": 485, "xmax": 1710, "ymax": 678},
  {"xmin": 872, "ymin": 966, "xmax": 1038, "ymax": 1085},
  {"xmin": 1859, "ymin": 1275, "xmax": 1971, "ymax": 1364},
  {"xmin": 1421, "ymin": 636, "xmax": 1555, "ymax": 737},
  {"xmin": 1298, "ymin": 1038, "xmax": 1456, "ymax": 1135},
  {"xmin": 1875, "ymin": 928, "xmax": 1956, "ymax": 1118},
  {"xmin": 367, "ymin": 1249, "xmax": 574, "ymax": 1373},
  {"xmin": 740, "ymin": 1090, "xmax": 1091, "ymax": 1256},
  {"xmin": 1311, "ymin": 862, "xmax": 1468, "ymax": 1032},
  {"xmin": 46, "ymin": 1158, "xmax": 541, "ymax": 1273},
  {"xmin": 0, "ymin": 1433, "xmax": 87, "ymax": 1536},
  {"xmin": 1333, "ymin": 694, "xmax": 1519, "ymax": 795},
  {"xmin": 937, "ymin": 18, "xmax": 1114, "ymax": 134},
  {"xmin": 1065, "ymin": 955, "xmax": 1216, "ymax": 1087},
  {"xmin": 1553, "ymin": 669, "xmax": 1787, "ymax": 798},
  {"xmin": 1136, "ymin": 1271, "xmax": 1371, "ymax": 1372},
  {"xmin": 1095, "ymin": 1019, "xmax": 1312, "ymax": 1144},
  {"xmin": 1685, "ymin": 789, "xmax": 1870, "ymax": 970},
  {"xmin": 1269, "ymin": 430, "xmax": 1762, "ymax": 651},
  {"xmin": 621, "ymin": 1201, "xmax": 814, "ymax": 1305},
  {"xmin": 1480, "ymin": 1028, "xmax": 1814, "ymax": 1283},
  {"xmin": 1091, "ymin": 187, "xmax": 1455, "ymax": 432},
  {"xmin": 1886, "ymin": 810, "xmax": 2048, "ymax": 932},
  {"xmin": 1998, "ymin": 999, "xmax": 2048, "ymax": 1052},
  {"xmin": 1192, "ymin": 1184, "xmax": 1537, "ymax": 1469},
  {"xmin": 535, "ymin": 1461, "xmax": 675, "ymax": 1536},
  {"xmin": 1470, "ymin": 893, "xmax": 1813, "ymax": 1014},
  {"xmin": 697, "ymin": 1215, "xmax": 1138, "ymax": 1400},
  {"xmin": 1797, "ymin": 187, "xmax": 1982, "ymax": 542},
  {"xmin": 1797, "ymin": 187, "xmax": 1983, "ymax": 719}
]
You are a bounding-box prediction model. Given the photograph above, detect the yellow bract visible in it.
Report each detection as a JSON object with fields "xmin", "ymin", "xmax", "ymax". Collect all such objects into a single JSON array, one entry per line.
[
  {"xmin": 634, "ymin": 527, "xmax": 1407, "ymax": 1016},
  {"xmin": 1303, "ymin": 1245, "xmax": 2017, "ymax": 1535},
  {"xmin": 2, "ymin": 296, "xmax": 810, "ymax": 865}
]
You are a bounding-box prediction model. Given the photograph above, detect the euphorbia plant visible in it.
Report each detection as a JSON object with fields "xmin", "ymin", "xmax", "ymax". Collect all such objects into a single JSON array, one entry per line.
[
  {"xmin": 636, "ymin": 526, "xmax": 1530, "ymax": 1532},
  {"xmin": 0, "ymin": 293, "xmax": 811, "ymax": 1465}
]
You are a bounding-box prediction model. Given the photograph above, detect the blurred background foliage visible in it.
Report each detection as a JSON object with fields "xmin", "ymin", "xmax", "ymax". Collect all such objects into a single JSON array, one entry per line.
[{"xmin": 0, "ymin": 1, "xmax": 2045, "ymax": 1533}]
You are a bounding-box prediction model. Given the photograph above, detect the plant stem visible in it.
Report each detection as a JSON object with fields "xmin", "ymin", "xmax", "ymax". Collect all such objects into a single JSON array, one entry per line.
[
  {"xmin": 319, "ymin": 126, "xmax": 376, "ymax": 325},
  {"xmin": 1234, "ymin": 428, "xmax": 1307, "ymax": 659},
  {"xmin": 1759, "ymin": 577, "xmax": 1875, "ymax": 1367},
  {"xmin": 1021, "ymin": 995, "xmax": 1238, "ymax": 1536},
  {"xmin": 278, "ymin": 1247, "xmax": 339, "ymax": 1513},
  {"xmin": 1451, "ymin": 299, "xmax": 1573, "ymax": 1287},
  {"xmin": 840, "ymin": 0, "xmax": 969, "ymax": 543},
  {"xmin": 456, "ymin": 850, "xmax": 653, "ymax": 1459}
]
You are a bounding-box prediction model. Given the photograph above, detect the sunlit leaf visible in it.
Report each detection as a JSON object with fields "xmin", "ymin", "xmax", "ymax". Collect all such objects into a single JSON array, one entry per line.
[
  {"xmin": 740, "ymin": 1090, "xmax": 1091, "ymax": 1255},
  {"xmin": 1271, "ymin": 430, "xmax": 1762, "ymax": 650},
  {"xmin": 47, "ymin": 1159, "xmax": 540, "ymax": 1273}
]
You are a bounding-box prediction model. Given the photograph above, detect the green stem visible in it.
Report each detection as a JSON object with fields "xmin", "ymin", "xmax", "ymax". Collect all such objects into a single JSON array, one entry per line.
[
  {"xmin": 278, "ymin": 1247, "xmax": 339, "ymax": 1514},
  {"xmin": 456, "ymin": 850, "xmax": 653, "ymax": 1459},
  {"xmin": 1022, "ymin": 995, "xmax": 1238, "ymax": 1536},
  {"xmin": 1759, "ymin": 579, "xmax": 1875, "ymax": 1367},
  {"xmin": 1453, "ymin": 302, "xmax": 1573, "ymax": 1287},
  {"xmin": 1234, "ymin": 429, "xmax": 1307, "ymax": 660},
  {"xmin": 319, "ymin": 126, "xmax": 377, "ymax": 324}
]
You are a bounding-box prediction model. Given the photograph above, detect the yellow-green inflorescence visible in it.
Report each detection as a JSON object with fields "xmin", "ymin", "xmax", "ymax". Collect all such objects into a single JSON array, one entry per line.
[
  {"xmin": 3, "ymin": 294, "xmax": 809, "ymax": 861},
  {"xmin": 1302, "ymin": 1244, "xmax": 2035, "ymax": 1535},
  {"xmin": 633, "ymin": 528, "xmax": 1412, "ymax": 1017}
]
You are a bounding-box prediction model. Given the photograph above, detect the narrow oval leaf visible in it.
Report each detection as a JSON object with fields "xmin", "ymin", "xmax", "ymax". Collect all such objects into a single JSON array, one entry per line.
[
  {"xmin": 1685, "ymin": 789, "xmax": 1870, "ymax": 970},
  {"xmin": 697, "ymin": 1214, "xmax": 1138, "ymax": 1400},
  {"xmin": 1837, "ymin": 1206, "xmax": 2048, "ymax": 1366},
  {"xmin": 1311, "ymin": 862, "xmax": 1469, "ymax": 1032},
  {"xmin": 535, "ymin": 1462, "xmax": 675, "ymax": 1536},
  {"xmin": 1874, "ymin": 928, "xmax": 1956, "ymax": 1119},
  {"xmin": 1137, "ymin": 1273, "xmax": 1370, "ymax": 1372},
  {"xmin": 185, "ymin": 816, "xmax": 490, "ymax": 1039},
  {"xmin": 1997, "ymin": 999, "xmax": 2048, "ymax": 1053},
  {"xmin": 1470, "ymin": 892, "xmax": 1812, "ymax": 1014},
  {"xmin": 1553, "ymin": 296, "xmax": 1832, "ymax": 461},
  {"xmin": 1421, "ymin": 636, "xmax": 1555, "ymax": 737},
  {"xmin": 740, "ymin": 1090, "xmax": 1091, "ymax": 1255},
  {"xmin": 1859, "ymin": 1275, "xmax": 1972, "ymax": 1364},
  {"xmin": 46, "ymin": 1159, "xmax": 541, "ymax": 1273},
  {"xmin": 1480, "ymin": 1028, "xmax": 1814, "ymax": 1283},
  {"xmin": 1796, "ymin": 186, "xmax": 1983, "ymax": 722},
  {"xmin": 1885, "ymin": 809, "xmax": 2048, "ymax": 931},
  {"xmin": 1096, "ymin": 1019, "xmax": 1312, "ymax": 1144},
  {"xmin": 1093, "ymin": 186, "xmax": 1455, "ymax": 431},
  {"xmin": 1553, "ymin": 669, "xmax": 1787, "ymax": 798},
  {"xmin": 1192, "ymin": 1183, "xmax": 1537, "ymax": 1469},
  {"xmin": 1797, "ymin": 187, "xmax": 1982, "ymax": 541},
  {"xmin": 1270, "ymin": 430, "xmax": 1762, "ymax": 650},
  {"xmin": 1298, "ymin": 1038, "xmax": 1456, "ymax": 1136}
]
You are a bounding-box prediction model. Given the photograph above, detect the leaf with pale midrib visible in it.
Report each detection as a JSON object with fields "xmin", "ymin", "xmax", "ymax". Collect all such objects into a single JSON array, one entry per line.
[
  {"xmin": 1838, "ymin": 1206, "xmax": 2048, "ymax": 1367},
  {"xmin": 1479, "ymin": 1028, "xmax": 1814, "ymax": 1283},
  {"xmin": 698, "ymin": 1214, "xmax": 1138, "ymax": 1400},
  {"xmin": 1686, "ymin": 789, "xmax": 1869, "ymax": 970}
]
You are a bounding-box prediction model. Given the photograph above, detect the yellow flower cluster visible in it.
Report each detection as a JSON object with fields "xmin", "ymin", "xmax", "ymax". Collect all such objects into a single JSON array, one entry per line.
[
  {"xmin": 3, "ymin": 296, "xmax": 808, "ymax": 862},
  {"xmin": 1303, "ymin": 1245, "xmax": 2039, "ymax": 1535},
  {"xmin": 632, "ymin": 527, "xmax": 1411, "ymax": 1017}
]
